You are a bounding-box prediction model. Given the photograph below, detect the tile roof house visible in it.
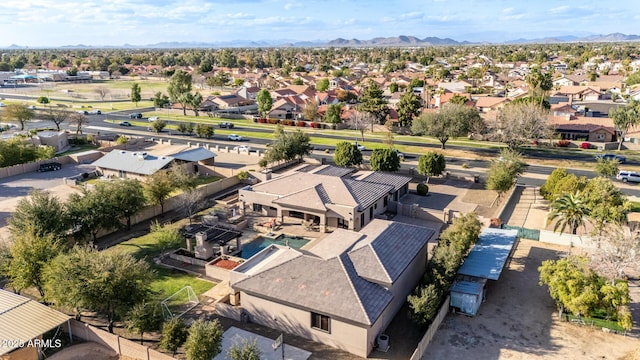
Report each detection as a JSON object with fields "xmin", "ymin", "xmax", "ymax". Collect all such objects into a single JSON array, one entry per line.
[
  {"xmin": 238, "ymin": 167, "xmax": 410, "ymax": 232},
  {"xmin": 229, "ymin": 219, "xmax": 435, "ymax": 358},
  {"xmin": 548, "ymin": 115, "xmax": 616, "ymax": 143}
]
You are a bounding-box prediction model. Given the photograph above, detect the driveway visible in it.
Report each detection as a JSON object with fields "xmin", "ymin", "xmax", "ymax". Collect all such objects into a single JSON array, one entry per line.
[{"xmin": 0, "ymin": 163, "xmax": 94, "ymax": 242}]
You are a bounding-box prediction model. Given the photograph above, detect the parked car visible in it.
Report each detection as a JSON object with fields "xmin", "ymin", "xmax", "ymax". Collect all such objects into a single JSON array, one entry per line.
[
  {"xmin": 616, "ymin": 171, "xmax": 640, "ymax": 183},
  {"xmin": 119, "ymin": 121, "xmax": 132, "ymax": 126},
  {"xmin": 148, "ymin": 116, "xmax": 159, "ymax": 121},
  {"xmin": 228, "ymin": 134, "xmax": 243, "ymax": 141},
  {"xmin": 129, "ymin": 113, "xmax": 143, "ymax": 119},
  {"xmin": 38, "ymin": 162, "xmax": 62, "ymax": 172},
  {"xmin": 354, "ymin": 142, "xmax": 366, "ymax": 151},
  {"xmin": 233, "ymin": 145, "xmax": 252, "ymax": 152},
  {"xmin": 219, "ymin": 122, "xmax": 234, "ymax": 128},
  {"xmin": 394, "ymin": 149, "xmax": 405, "ymax": 159},
  {"xmin": 77, "ymin": 110, "xmax": 89, "ymax": 115},
  {"xmin": 0, "ymin": 102, "xmax": 4, "ymax": 107},
  {"xmin": 595, "ymin": 153, "xmax": 626, "ymax": 164},
  {"xmin": 89, "ymin": 109, "xmax": 102, "ymax": 115}
]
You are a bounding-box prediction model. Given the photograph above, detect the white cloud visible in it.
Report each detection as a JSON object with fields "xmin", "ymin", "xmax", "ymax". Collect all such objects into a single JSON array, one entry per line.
[
  {"xmin": 549, "ymin": 5, "xmax": 570, "ymax": 14},
  {"xmin": 284, "ymin": 2, "xmax": 301, "ymax": 10}
]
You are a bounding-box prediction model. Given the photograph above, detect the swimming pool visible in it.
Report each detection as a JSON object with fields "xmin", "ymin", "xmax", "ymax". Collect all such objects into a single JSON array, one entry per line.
[{"xmin": 239, "ymin": 235, "xmax": 310, "ymax": 259}]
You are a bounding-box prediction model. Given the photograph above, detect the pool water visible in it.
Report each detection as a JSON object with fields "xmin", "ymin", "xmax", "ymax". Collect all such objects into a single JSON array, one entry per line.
[{"xmin": 240, "ymin": 235, "xmax": 309, "ymax": 259}]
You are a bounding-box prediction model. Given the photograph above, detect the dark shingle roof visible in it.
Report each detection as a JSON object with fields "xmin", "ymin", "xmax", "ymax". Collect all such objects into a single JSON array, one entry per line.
[
  {"xmin": 349, "ymin": 221, "xmax": 433, "ymax": 284},
  {"xmin": 234, "ymin": 252, "xmax": 392, "ymax": 325},
  {"xmin": 355, "ymin": 171, "xmax": 411, "ymax": 192},
  {"xmin": 343, "ymin": 178, "xmax": 394, "ymax": 210}
]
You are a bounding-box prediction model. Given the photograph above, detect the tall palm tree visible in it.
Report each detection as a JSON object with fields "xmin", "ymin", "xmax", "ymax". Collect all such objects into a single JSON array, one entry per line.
[{"xmin": 547, "ymin": 191, "xmax": 590, "ymax": 235}]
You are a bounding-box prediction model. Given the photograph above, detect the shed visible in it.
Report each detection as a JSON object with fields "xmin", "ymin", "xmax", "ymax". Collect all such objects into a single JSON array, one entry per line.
[{"xmin": 450, "ymin": 278, "xmax": 487, "ymax": 316}]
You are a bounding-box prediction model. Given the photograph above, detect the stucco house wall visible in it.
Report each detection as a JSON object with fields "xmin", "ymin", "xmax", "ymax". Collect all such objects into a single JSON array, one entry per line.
[{"xmin": 240, "ymin": 292, "xmax": 371, "ymax": 357}]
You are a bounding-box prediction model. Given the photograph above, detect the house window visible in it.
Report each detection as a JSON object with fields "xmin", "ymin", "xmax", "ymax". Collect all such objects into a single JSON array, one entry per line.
[
  {"xmin": 311, "ymin": 312, "xmax": 330, "ymax": 333},
  {"xmin": 369, "ymin": 207, "xmax": 373, "ymax": 219},
  {"xmin": 252, "ymin": 204, "xmax": 263, "ymax": 212},
  {"xmin": 289, "ymin": 211, "xmax": 304, "ymax": 219},
  {"xmin": 360, "ymin": 213, "xmax": 365, "ymax": 228},
  {"xmin": 596, "ymin": 133, "xmax": 605, "ymax": 141},
  {"xmin": 118, "ymin": 170, "xmax": 126, "ymax": 178},
  {"xmin": 337, "ymin": 218, "xmax": 348, "ymax": 229},
  {"xmin": 384, "ymin": 196, "xmax": 388, "ymax": 207}
]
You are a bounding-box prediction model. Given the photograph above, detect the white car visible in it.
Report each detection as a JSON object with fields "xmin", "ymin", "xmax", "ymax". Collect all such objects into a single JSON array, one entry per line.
[
  {"xmin": 0, "ymin": 102, "xmax": 4, "ymax": 107},
  {"xmin": 228, "ymin": 134, "xmax": 243, "ymax": 141},
  {"xmin": 395, "ymin": 149, "xmax": 405, "ymax": 159},
  {"xmin": 234, "ymin": 145, "xmax": 252, "ymax": 152},
  {"xmin": 148, "ymin": 116, "xmax": 159, "ymax": 121},
  {"xmin": 354, "ymin": 142, "xmax": 366, "ymax": 151}
]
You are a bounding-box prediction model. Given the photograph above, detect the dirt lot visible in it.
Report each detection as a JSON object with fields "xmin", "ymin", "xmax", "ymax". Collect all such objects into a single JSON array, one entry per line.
[{"xmin": 422, "ymin": 240, "xmax": 640, "ymax": 360}]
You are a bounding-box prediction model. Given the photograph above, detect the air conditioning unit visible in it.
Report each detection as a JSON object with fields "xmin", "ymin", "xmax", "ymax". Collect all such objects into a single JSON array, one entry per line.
[{"xmin": 377, "ymin": 334, "xmax": 389, "ymax": 352}]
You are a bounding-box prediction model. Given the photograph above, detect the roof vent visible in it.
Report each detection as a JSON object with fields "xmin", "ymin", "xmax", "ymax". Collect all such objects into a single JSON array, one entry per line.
[{"xmin": 120, "ymin": 151, "xmax": 126, "ymax": 154}]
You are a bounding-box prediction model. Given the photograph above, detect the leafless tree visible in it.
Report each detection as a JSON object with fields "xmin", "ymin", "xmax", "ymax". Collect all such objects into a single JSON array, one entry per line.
[
  {"xmin": 94, "ymin": 86, "xmax": 110, "ymax": 102},
  {"xmin": 68, "ymin": 112, "xmax": 88, "ymax": 136},
  {"xmin": 178, "ymin": 189, "xmax": 202, "ymax": 224},
  {"xmin": 496, "ymin": 102, "xmax": 552, "ymax": 148},
  {"xmin": 346, "ymin": 111, "xmax": 375, "ymax": 142},
  {"xmin": 44, "ymin": 108, "xmax": 71, "ymax": 131},
  {"xmin": 591, "ymin": 225, "xmax": 640, "ymax": 283}
]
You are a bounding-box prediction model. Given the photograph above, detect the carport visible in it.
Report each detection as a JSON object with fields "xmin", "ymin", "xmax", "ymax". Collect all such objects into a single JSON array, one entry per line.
[{"xmin": 450, "ymin": 228, "xmax": 518, "ymax": 316}]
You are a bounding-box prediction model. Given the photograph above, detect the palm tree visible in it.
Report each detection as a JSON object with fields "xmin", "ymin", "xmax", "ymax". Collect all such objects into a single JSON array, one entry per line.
[{"xmin": 547, "ymin": 191, "xmax": 590, "ymax": 235}]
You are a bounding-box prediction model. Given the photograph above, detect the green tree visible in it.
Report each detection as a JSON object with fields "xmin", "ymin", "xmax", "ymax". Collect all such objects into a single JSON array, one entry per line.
[
  {"xmin": 160, "ymin": 318, "xmax": 188, "ymax": 355},
  {"xmin": 168, "ymin": 70, "xmax": 193, "ymax": 115},
  {"xmin": 195, "ymin": 123, "xmax": 214, "ymax": 138},
  {"xmin": 357, "ymin": 80, "xmax": 388, "ymax": 129},
  {"xmin": 227, "ymin": 338, "xmax": 262, "ymax": 360},
  {"xmin": 98, "ymin": 179, "xmax": 146, "ymax": 230},
  {"xmin": 8, "ymin": 190, "xmax": 69, "ymax": 240},
  {"xmin": 369, "ymin": 148, "xmax": 400, "ymax": 172},
  {"xmin": 408, "ymin": 283, "xmax": 442, "ymax": 324},
  {"xmin": 594, "ymin": 158, "xmax": 620, "ymax": 177},
  {"xmin": 412, "ymin": 103, "xmax": 481, "ymax": 149},
  {"xmin": 485, "ymin": 148, "xmax": 525, "ymax": 198},
  {"xmin": 37, "ymin": 96, "xmax": 50, "ymax": 105},
  {"xmin": 389, "ymin": 82, "xmax": 399, "ymax": 93},
  {"xmin": 333, "ymin": 141, "xmax": 363, "ymax": 167},
  {"xmin": 2, "ymin": 103, "xmax": 35, "ymax": 130},
  {"xmin": 396, "ymin": 91, "xmax": 422, "ymax": 127},
  {"xmin": 541, "ymin": 168, "xmax": 569, "ymax": 201},
  {"xmin": 116, "ymin": 135, "xmax": 128, "ymax": 145},
  {"xmin": 126, "ymin": 301, "xmax": 163, "ymax": 344},
  {"xmin": 581, "ymin": 177, "xmax": 630, "ymax": 232},
  {"xmin": 303, "ymin": 100, "xmax": 319, "ymax": 121},
  {"xmin": 610, "ymin": 100, "xmax": 640, "ymax": 150},
  {"xmin": 256, "ymin": 89, "xmax": 273, "ymax": 118},
  {"xmin": 324, "ymin": 103, "xmax": 343, "ymax": 124},
  {"xmin": 185, "ymin": 319, "xmax": 224, "ymax": 360},
  {"xmin": 152, "ymin": 91, "xmax": 171, "ymax": 109},
  {"xmin": 44, "ymin": 246, "xmax": 154, "ymax": 333},
  {"xmin": 206, "ymin": 71, "xmax": 230, "ymax": 89},
  {"xmin": 539, "ymin": 256, "xmax": 605, "ymax": 317},
  {"xmin": 417, "ymin": 152, "xmax": 446, "ymax": 182},
  {"xmin": 6, "ymin": 231, "xmax": 63, "ymax": 296},
  {"xmin": 316, "ymin": 78, "xmax": 329, "ymax": 92},
  {"xmin": 151, "ymin": 119, "xmax": 167, "ymax": 133},
  {"xmin": 144, "ymin": 171, "xmax": 176, "ymax": 216},
  {"xmin": 547, "ymin": 192, "xmax": 590, "ymax": 235},
  {"xmin": 448, "ymin": 94, "xmax": 468, "ymax": 105},
  {"xmin": 626, "ymin": 71, "xmax": 640, "ymax": 86},
  {"xmin": 131, "ymin": 82, "xmax": 141, "ymax": 107},
  {"xmin": 265, "ymin": 128, "xmax": 312, "ymax": 163},
  {"xmin": 526, "ymin": 67, "xmax": 553, "ymax": 106}
]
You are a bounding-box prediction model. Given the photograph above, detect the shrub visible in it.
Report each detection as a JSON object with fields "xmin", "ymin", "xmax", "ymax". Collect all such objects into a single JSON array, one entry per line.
[
  {"xmin": 268, "ymin": 119, "xmax": 279, "ymax": 124},
  {"xmin": 556, "ymin": 140, "xmax": 571, "ymax": 147},
  {"xmin": 309, "ymin": 122, "xmax": 321, "ymax": 128},
  {"xmin": 237, "ymin": 171, "xmax": 249, "ymax": 180},
  {"xmin": 461, "ymin": 162, "xmax": 469, "ymax": 169},
  {"xmin": 417, "ymin": 183, "xmax": 429, "ymax": 196},
  {"xmin": 324, "ymin": 149, "xmax": 330, "ymax": 154},
  {"xmin": 257, "ymin": 118, "xmax": 267, "ymax": 123},
  {"xmin": 295, "ymin": 121, "xmax": 306, "ymax": 127}
]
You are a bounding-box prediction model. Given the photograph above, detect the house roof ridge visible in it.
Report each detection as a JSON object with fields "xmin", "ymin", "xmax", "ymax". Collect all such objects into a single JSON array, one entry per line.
[{"xmin": 336, "ymin": 253, "xmax": 371, "ymax": 324}]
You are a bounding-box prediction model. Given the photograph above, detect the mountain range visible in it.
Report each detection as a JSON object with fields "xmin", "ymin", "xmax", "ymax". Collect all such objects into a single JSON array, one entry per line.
[{"xmin": 4, "ymin": 33, "xmax": 640, "ymax": 49}]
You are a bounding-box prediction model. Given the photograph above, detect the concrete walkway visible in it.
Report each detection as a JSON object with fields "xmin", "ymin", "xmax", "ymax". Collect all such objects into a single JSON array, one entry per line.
[{"xmin": 501, "ymin": 185, "xmax": 548, "ymax": 228}]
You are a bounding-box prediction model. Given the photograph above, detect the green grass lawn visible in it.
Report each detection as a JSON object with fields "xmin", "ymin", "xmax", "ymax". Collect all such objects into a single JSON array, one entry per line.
[
  {"xmin": 56, "ymin": 143, "xmax": 99, "ymax": 156},
  {"xmin": 109, "ymin": 229, "xmax": 215, "ymax": 301},
  {"xmin": 630, "ymin": 201, "xmax": 640, "ymax": 213}
]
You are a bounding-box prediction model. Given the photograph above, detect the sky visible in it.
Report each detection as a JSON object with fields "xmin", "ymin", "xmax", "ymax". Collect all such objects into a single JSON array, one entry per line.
[{"xmin": 1, "ymin": 0, "xmax": 639, "ymax": 47}]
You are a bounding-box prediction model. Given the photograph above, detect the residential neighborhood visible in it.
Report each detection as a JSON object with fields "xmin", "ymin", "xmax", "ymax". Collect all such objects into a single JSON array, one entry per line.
[{"xmin": 2, "ymin": 21, "xmax": 640, "ymax": 360}]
